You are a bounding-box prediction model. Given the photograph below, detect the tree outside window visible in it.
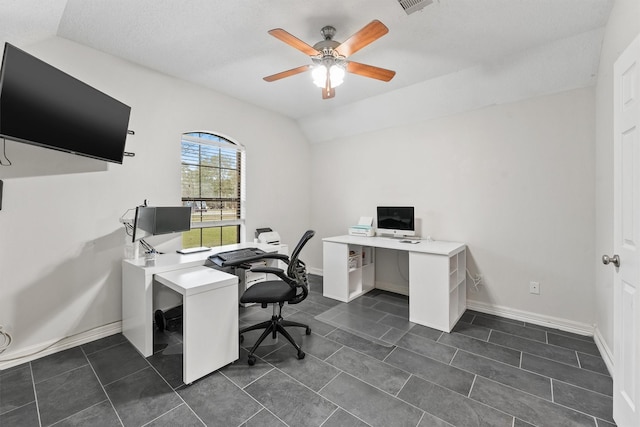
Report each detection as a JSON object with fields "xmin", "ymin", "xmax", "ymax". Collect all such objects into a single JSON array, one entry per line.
[{"xmin": 181, "ymin": 132, "xmax": 244, "ymax": 248}]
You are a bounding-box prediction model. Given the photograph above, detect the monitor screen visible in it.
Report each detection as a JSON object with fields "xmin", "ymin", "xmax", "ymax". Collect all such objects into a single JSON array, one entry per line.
[
  {"xmin": 377, "ymin": 206, "xmax": 415, "ymax": 237},
  {"xmin": 0, "ymin": 43, "xmax": 131, "ymax": 164},
  {"xmin": 132, "ymin": 206, "xmax": 192, "ymax": 242},
  {"xmin": 154, "ymin": 207, "xmax": 192, "ymax": 235}
]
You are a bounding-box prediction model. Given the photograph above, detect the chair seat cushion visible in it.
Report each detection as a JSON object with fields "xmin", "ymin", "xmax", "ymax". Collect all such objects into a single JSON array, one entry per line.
[{"xmin": 240, "ymin": 280, "xmax": 297, "ymax": 304}]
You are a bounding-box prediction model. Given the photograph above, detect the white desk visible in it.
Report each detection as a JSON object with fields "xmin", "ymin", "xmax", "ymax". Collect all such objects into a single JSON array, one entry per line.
[
  {"xmin": 323, "ymin": 235, "xmax": 466, "ymax": 332},
  {"xmin": 121, "ymin": 242, "xmax": 281, "ymax": 361},
  {"xmin": 154, "ymin": 266, "xmax": 238, "ymax": 384}
]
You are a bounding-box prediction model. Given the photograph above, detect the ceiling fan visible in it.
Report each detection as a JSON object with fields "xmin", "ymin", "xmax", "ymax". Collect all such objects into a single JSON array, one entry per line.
[{"xmin": 263, "ymin": 20, "xmax": 396, "ymax": 99}]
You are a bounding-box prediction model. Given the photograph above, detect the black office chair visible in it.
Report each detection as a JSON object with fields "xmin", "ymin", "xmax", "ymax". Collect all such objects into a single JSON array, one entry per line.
[{"xmin": 238, "ymin": 230, "xmax": 315, "ymax": 365}]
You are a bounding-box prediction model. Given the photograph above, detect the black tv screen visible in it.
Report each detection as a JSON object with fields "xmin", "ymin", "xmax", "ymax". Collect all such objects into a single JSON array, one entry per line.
[{"xmin": 0, "ymin": 43, "xmax": 131, "ymax": 164}]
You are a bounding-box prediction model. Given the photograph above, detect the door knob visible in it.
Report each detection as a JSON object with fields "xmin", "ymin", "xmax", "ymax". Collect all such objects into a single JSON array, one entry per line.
[{"xmin": 602, "ymin": 254, "xmax": 620, "ymax": 267}]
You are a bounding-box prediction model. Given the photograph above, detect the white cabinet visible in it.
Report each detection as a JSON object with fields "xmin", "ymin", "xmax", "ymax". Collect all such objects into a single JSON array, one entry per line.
[
  {"xmin": 323, "ymin": 242, "xmax": 375, "ymax": 301},
  {"xmin": 154, "ymin": 266, "xmax": 239, "ymax": 384},
  {"xmin": 323, "ymin": 235, "xmax": 466, "ymax": 332}
]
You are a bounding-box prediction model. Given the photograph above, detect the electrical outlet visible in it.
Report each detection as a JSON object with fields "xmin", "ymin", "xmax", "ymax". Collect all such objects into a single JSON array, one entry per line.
[{"xmin": 529, "ymin": 281, "xmax": 540, "ymax": 295}]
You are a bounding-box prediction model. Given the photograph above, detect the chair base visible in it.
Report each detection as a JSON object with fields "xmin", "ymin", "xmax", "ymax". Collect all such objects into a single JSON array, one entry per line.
[{"xmin": 239, "ymin": 305, "xmax": 311, "ymax": 365}]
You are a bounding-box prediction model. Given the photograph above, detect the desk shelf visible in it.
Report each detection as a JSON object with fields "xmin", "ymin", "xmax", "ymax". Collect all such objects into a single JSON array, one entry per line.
[
  {"xmin": 323, "ymin": 242, "xmax": 375, "ymax": 302},
  {"xmin": 448, "ymin": 250, "xmax": 467, "ymax": 327}
]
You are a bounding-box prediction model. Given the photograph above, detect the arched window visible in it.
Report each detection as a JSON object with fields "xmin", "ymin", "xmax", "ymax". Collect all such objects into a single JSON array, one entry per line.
[{"xmin": 181, "ymin": 132, "xmax": 245, "ymax": 248}]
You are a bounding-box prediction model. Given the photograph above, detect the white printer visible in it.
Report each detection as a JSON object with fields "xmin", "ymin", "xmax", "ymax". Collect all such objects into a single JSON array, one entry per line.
[
  {"xmin": 256, "ymin": 227, "xmax": 281, "ymax": 245},
  {"xmin": 348, "ymin": 216, "xmax": 375, "ymax": 237}
]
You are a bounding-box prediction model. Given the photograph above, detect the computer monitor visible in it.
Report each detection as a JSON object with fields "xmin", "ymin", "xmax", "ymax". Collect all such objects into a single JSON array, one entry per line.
[
  {"xmin": 154, "ymin": 207, "xmax": 192, "ymax": 235},
  {"xmin": 132, "ymin": 206, "xmax": 191, "ymax": 242},
  {"xmin": 376, "ymin": 206, "xmax": 415, "ymax": 238},
  {"xmin": 132, "ymin": 206, "xmax": 154, "ymax": 242}
]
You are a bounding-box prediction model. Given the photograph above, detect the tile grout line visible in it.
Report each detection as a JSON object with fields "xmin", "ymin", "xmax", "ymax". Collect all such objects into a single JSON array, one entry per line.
[
  {"xmin": 323, "ymin": 345, "xmax": 345, "ymax": 362},
  {"xmin": 467, "ymin": 374, "xmax": 478, "ymax": 398},
  {"xmin": 478, "ymin": 329, "xmax": 594, "ymax": 371},
  {"xmin": 52, "ymin": 401, "xmax": 115, "ymax": 426},
  {"xmin": 143, "ymin": 353, "xmax": 205, "ymax": 426},
  {"xmin": 470, "ymin": 375, "xmax": 609, "ymax": 423},
  {"xmin": 396, "ymin": 373, "xmax": 414, "ymax": 398},
  {"xmin": 519, "ymin": 350, "xmax": 523, "ymax": 369},
  {"xmin": 317, "ymin": 407, "xmax": 341, "ymax": 427},
  {"xmin": 81, "ymin": 346, "xmax": 126, "ymax": 427},
  {"xmin": 28, "ymin": 362, "xmax": 43, "ymax": 427},
  {"xmin": 449, "ymin": 348, "xmax": 459, "ymax": 366},
  {"xmin": 320, "ymin": 369, "xmax": 428, "ymax": 424},
  {"xmin": 576, "ymin": 351, "xmax": 582, "ymax": 368},
  {"xmin": 224, "ymin": 366, "xmax": 288, "ymax": 426}
]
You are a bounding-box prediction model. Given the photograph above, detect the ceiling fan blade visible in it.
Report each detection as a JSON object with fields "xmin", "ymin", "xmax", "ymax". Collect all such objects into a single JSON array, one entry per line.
[
  {"xmin": 346, "ymin": 61, "xmax": 396, "ymax": 82},
  {"xmin": 335, "ymin": 20, "xmax": 389, "ymax": 57},
  {"xmin": 263, "ymin": 65, "xmax": 312, "ymax": 82},
  {"xmin": 268, "ymin": 28, "xmax": 319, "ymax": 56}
]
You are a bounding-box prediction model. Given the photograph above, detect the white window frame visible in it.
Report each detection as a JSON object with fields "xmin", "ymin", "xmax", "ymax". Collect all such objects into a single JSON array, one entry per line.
[{"xmin": 181, "ymin": 132, "xmax": 246, "ymax": 245}]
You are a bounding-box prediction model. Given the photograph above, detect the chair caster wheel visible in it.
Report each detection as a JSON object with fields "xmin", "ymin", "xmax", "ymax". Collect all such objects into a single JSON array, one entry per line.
[
  {"xmin": 247, "ymin": 355, "xmax": 256, "ymax": 366},
  {"xmin": 297, "ymin": 350, "xmax": 305, "ymax": 360},
  {"xmin": 305, "ymin": 327, "xmax": 311, "ymax": 335}
]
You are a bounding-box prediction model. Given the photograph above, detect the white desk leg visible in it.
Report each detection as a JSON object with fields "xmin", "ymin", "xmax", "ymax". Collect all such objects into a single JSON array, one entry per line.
[
  {"xmin": 409, "ymin": 252, "xmax": 452, "ymax": 332},
  {"xmin": 122, "ymin": 262, "xmax": 154, "ymax": 357},
  {"xmin": 323, "ymin": 241, "xmax": 350, "ymax": 302},
  {"xmin": 183, "ymin": 284, "xmax": 239, "ymax": 384}
]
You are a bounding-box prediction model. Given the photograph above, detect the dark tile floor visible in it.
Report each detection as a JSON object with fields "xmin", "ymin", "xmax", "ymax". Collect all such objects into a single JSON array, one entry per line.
[{"xmin": 0, "ymin": 275, "xmax": 616, "ymax": 427}]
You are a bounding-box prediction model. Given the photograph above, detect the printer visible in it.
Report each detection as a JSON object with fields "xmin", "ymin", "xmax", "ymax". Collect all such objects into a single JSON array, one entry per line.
[
  {"xmin": 256, "ymin": 227, "xmax": 281, "ymax": 245},
  {"xmin": 348, "ymin": 216, "xmax": 375, "ymax": 237}
]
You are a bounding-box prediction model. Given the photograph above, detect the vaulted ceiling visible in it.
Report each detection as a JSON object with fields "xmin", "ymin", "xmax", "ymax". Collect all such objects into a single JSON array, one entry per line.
[{"xmin": 1, "ymin": 0, "xmax": 613, "ymax": 142}]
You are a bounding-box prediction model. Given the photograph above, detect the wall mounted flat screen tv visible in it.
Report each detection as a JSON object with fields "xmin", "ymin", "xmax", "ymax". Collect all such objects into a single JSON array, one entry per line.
[
  {"xmin": 0, "ymin": 43, "xmax": 131, "ymax": 164},
  {"xmin": 376, "ymin": 206, "xmax": 416, "ymax": 238}
]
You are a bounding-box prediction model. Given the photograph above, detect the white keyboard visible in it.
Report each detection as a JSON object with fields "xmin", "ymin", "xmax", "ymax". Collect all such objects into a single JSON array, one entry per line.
[{"xmin": 177, "ymin": 246, "xmax": 211, "ymax": 254}]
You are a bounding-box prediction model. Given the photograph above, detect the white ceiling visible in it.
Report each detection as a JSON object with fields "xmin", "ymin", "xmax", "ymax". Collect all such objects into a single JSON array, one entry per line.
[{"xmin": 0, "ymin": 0, "xmax": 613, "ymax": 142}]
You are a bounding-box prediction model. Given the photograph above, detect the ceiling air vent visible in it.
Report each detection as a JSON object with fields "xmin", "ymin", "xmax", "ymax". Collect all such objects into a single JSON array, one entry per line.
[{"xmin": 398, "ymin": 0, "xmax": 433, "ymax": 15}]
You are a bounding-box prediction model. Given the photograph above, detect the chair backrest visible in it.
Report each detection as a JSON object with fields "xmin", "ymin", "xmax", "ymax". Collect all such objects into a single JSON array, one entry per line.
[{"xmin": 286, "ymin": 230, "xmax": 315, "ymax": 304}]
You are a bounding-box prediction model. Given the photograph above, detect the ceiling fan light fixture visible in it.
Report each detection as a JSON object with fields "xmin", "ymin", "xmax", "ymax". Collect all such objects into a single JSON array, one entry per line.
[
  {"xmin": 311, "ymin": 65, "xmax": 327, "ymax": 87},
  {"xmin": 329, "ymin": 64, "xmax": 345, "ymax": 86},
  {"xmin": 311, "ymin": 64, "xmax": 345, "ymax": 88}
]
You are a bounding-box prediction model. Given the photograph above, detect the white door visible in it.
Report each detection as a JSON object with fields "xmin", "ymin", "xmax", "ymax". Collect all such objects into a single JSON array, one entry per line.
[{"xmin": 611, "ymin": 33, "xmax": 640, "ymax": 427}]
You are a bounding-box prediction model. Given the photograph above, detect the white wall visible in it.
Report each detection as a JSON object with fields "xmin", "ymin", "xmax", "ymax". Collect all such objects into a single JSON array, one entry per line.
[
  {"xmin": 309, "ymin": 88, "xmax": 596, "ymax": 328},
  {"xmin": 0, "ymin": 37, "xmax": 311, "ymax": 362},
  {"xmin": 594, "ymin": 0, "xmax": 640, "ymax": 354}
]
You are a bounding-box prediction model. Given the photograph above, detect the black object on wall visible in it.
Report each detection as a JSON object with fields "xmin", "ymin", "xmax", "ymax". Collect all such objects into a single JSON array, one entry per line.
[
  {"xmin": 0, "ymin": 180, "xmax": 3, "ymax": 210},
  {"xmin": 0, "ymin": 43, "xmax": 132, "ymax": 164}
]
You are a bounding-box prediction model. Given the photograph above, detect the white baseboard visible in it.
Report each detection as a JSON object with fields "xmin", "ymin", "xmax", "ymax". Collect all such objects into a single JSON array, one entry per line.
[
  {"xmin": 308, "ymin": 267, "xmax": 323, "ymax": 276},
  {"xmin": 593, "ymin": 326, "xmax": 614, "ymax": 377},
  {"xmin": 374, "ymin": 280, "xmax": 409, "ymax": 296},
  {"xmin": 0, "ymin": 321, "xmax": 122, "ymax": 370},
  {"xmin": 466, "ymin": 299, "xmax": 595, "ymax": 337}
]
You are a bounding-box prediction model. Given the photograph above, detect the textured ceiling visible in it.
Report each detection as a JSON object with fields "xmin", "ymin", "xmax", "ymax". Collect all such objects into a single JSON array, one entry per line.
[{"xmin": 0, "ymin": 0, "xmax": 613, "ymax": 142}]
